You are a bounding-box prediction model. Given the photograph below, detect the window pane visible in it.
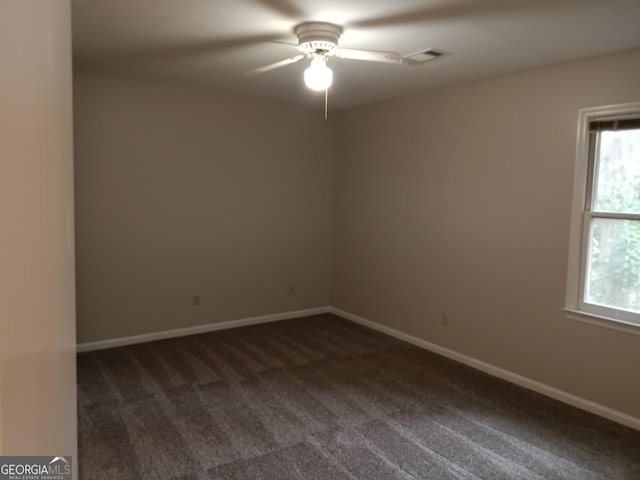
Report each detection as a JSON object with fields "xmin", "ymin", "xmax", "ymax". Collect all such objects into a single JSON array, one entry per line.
[
  {"xmin": 585, "ymin": 218, "xmax": 640, "ymax": 314},
  {"xmin": 593, "ymin": 129, "xmax": 640, "ymax": 214}
]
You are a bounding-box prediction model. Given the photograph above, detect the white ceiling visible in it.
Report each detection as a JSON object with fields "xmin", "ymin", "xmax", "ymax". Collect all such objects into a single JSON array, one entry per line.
[{"xmin": 72, "ymin": 0, "xmax": 640, "ymax": 110}]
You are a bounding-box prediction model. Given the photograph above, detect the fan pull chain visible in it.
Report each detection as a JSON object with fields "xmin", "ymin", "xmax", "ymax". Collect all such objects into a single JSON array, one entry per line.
[{"xmin": 324, "ymin": 88, "xmax": 328, "ymax": 120}]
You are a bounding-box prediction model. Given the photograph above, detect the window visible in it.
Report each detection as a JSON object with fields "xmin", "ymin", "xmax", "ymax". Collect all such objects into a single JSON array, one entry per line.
[{"xmin": 566, "ymin": 102, "xmax": 640, "ymax": 331}]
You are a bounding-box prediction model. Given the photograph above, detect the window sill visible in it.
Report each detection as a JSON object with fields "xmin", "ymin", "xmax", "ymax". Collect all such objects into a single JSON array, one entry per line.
[{"xmin": 563, "ymin": 308, "xmax": 640, "ymax": 336}]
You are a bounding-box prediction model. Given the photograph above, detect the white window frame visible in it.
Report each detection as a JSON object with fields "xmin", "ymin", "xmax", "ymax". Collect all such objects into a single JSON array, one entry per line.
[{"xmin": 564, "ymin": 101, "xmax": 640, "ymax": 335}]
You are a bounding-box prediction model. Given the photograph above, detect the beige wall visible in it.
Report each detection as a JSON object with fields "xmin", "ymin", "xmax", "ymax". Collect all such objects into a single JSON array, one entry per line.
[
  {"xmin": 74, "ymin": 74, "xmax": 334, "ymax": 344},
  {"xmin": 0, "ymin": 0, "xmax": 77, "ymax": 465},
  {"xmin": 332, "ymin": 48, "xmax": 640, "ymax": 418},
  {"xmin": 75, "ymin": 49, "xmax": 640, "ymax": 420}
]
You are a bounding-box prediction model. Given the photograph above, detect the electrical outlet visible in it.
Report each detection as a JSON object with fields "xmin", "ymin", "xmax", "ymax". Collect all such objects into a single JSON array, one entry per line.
[
  {"xmin": 441, "ymin": 312, "xmax": 449, "ymax": 326},
  {"xmin": 288, "ymin": 284, "xmax": 295, "ymax": 295},
  {"xmin": 193, "ymin": 295, "xmax": 201, "ymax": 306}
]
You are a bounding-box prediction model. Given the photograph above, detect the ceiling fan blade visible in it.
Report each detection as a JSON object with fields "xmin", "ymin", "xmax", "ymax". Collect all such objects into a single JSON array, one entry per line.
[
  {"xmin": 74, "ymin": 34, "xmax": 286, "ymax": 66},
  {"xmin": 254, "ymin": 0, "xmax": 306, "ymax": 18},
  {"xmin": 244, "ymin": 54, "xmax": 305, "ymax": 77},
  {"xmin": 348, "ymin": 0, "xmax": 532, "ymax": 29},
  {"xmin": 335, "ymin": 48, "xmax": 403, "ymax": 64}
]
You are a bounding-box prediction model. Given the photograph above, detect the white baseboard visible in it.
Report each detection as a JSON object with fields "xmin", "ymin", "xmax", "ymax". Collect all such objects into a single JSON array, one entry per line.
[
  {"xmin": 76, "ymin": 306, "xmax": 331, "ymax": 353},
  {"xmin": 330, "ymin": 307, "xmax": 640, "ymax": 432},
  {"xmin": 76, "ymin": 304, "xmax": 640, "ymax": 431}
]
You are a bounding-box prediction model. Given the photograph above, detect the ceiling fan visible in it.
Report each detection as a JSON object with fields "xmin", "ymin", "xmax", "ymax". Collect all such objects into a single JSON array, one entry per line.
[{"xmin": 244, "ymin": 22, "xmax": 407, "ymax": 92}]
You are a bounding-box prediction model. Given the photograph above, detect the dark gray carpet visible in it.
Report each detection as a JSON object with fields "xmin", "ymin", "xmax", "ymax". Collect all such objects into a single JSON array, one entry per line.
[{"xmin": 77, "ymin": 313, "xmax": 640, "ymax": 479}]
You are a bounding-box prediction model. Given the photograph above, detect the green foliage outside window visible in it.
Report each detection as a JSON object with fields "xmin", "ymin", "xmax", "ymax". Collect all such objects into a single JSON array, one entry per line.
[{"xmin": 586, "ymin": 130, "xmax": 640, "ymax": 313}]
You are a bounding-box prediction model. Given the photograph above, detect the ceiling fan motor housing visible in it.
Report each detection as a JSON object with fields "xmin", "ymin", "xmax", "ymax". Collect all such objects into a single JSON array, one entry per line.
[{"xmin": 295, "ymin": 22, "xmax": 342, "ymax": 54}]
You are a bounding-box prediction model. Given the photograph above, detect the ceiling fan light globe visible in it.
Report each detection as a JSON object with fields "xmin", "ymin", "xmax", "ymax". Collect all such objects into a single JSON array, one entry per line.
[{"xmin": 304, "ymin": 58, "xmax": 333, "ymax": 91}]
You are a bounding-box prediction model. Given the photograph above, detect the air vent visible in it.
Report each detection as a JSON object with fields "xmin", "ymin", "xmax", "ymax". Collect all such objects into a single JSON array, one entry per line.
[{"xmin": 404, "ymin": 49, "xmax": 448, "ymax": 65}]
